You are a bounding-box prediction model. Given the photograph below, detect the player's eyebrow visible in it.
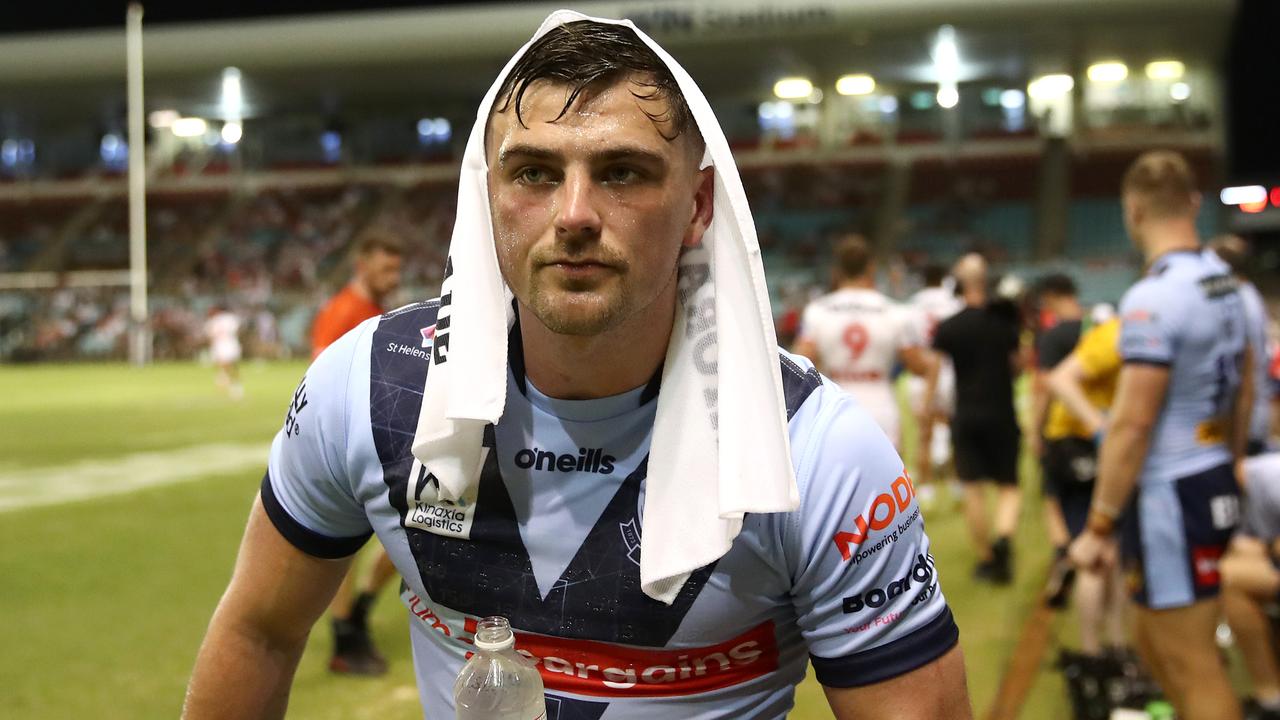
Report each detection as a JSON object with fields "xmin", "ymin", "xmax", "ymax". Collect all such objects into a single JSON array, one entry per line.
[
  {"xmin": 593, "ymin": 146, "xmax": 667, "ymax": 169},
  {"xmin": 497, "ymin": 144, "xmax": 668, "ymax": 170},
  {"xmin": 497, "ymin": 144, "xmax": 560, "ymax": 167}
]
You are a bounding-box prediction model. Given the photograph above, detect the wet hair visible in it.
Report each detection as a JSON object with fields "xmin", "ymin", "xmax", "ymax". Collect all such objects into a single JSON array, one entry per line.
[
  {"xmin": 834, "ymin": 234, "xmax": 873, "ymax": 280},
  {"xmin": 354, "ymin": 226, "xmax": 404, "ymax": 258},
  {"xmin": 1121, "ymin": 150, "xmax": 1198, "ymax": 219},
  {"xmin": 1034, "ymin": 273, "xmax": 1077, "ymax": 299},
  {"xmin": 493, "ymin": 20, "xmax": 699, "ymax": 147}
]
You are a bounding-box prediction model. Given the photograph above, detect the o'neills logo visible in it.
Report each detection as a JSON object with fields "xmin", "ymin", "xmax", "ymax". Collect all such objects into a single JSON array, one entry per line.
[
  {"xmin": 462, "ymin": 616, "xmax": 778, "ymax": 697},
  {"xmin": 514, "ymin": 447, "xmax": 616, "ymax": 475}
]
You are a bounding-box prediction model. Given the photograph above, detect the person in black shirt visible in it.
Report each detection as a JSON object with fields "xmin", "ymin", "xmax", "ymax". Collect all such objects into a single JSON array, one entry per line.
[{"xmin": 933, "ymin": 253, "xmax": 1024, "ymax": 583}]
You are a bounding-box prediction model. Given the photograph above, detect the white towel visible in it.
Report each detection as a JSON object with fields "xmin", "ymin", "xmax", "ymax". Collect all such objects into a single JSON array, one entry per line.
[{"xmin": 411, "ymin": 9, "xmax": 799, "ymax": 605}]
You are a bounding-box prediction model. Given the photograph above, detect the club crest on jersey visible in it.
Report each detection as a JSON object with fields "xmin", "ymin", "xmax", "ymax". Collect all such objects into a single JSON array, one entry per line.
[
  {"xmin": 420, "ymin": 325, "xmax": 436, "ymax": 348},
  {"xmin": 404, "ymin": 456, "xmax": 479, "ymax": 540},
  {"xmin": 620, "ymin": 517, "xmax": 642, "ymax": 567}
]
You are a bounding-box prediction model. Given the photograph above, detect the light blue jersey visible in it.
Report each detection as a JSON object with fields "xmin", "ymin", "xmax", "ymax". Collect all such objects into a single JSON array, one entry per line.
[
  {"xmin": 263, "ymin": 301, "xmax": 957, "ymax": 720},
  {"xmin": 1119, "ymin": 249, "xmax": 1247, "ymax": 485}
]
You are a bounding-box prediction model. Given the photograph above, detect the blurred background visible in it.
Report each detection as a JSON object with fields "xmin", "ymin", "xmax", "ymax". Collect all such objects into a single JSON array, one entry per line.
[{"xmin": 1, "ymin": 1, "xmax": 1276, "ymax": 718}]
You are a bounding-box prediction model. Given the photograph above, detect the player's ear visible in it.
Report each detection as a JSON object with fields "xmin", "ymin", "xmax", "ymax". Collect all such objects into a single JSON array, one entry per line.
[{"xmin": 683, "ymin": 166, "xmax": 714, "ymax": 249}]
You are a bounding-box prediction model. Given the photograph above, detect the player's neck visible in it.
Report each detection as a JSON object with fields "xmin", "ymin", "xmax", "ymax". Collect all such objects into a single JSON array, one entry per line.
[
  {"xmin": 838, "ymin": 277, "xmax": 875, "ymax": 291},
  {"xmin": 516, "ymin": 285, "xmax": 676, "ymax": 401},
  {"xmin": 961, "ymin": 285, "xmax": 986, "ymax": 308},
  {"xmin": 350, "ymin": 278, "xmax": 378, "ymax": 305},
  {"xmin": 1141, "ymin": 221, "xmax": 1200, "ymax": 266}
]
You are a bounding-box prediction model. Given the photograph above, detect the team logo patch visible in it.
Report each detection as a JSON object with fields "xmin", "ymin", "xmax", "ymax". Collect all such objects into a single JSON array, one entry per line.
[
  {"xmin": 420, "ymin": 325, "xmax": 436, "ymax": 348},
  {"xmin": 404, "ymin": 456, "xmax": 481, "ymax": 539},
  {"xmin": 620, "ymin": 517, "xmax": 642, "ymax": 567}
]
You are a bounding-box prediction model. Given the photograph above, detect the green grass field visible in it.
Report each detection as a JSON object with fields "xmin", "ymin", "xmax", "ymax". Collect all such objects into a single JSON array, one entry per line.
[{"xmin": 0, "ymin": 362, "xmax": 1080, "ymax": 719}]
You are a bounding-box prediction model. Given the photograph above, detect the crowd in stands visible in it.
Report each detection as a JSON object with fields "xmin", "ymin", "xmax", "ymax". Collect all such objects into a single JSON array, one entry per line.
[{"xmin": 0, "ymin": 148, "xmax": 1243, "ymax": 363}]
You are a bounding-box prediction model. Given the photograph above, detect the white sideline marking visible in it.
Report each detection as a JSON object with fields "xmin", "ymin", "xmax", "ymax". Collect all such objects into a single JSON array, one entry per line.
[{"xmin": 0, "ymin": 443, "xmax": 271, "ymax": 512}]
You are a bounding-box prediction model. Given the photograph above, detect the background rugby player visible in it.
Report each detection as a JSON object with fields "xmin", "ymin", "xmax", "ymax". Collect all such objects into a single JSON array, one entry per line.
[{"xmin": 1069, "ymin": 150, "xmax": 1253, "ymax": 720}]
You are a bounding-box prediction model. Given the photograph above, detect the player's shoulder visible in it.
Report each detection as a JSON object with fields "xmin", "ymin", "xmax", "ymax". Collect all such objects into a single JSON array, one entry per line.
[
  {"xmin": 779, "ymin": 350, "xmax": 903, "ymax": 493},
  {"xmin": 314, "ymin": 298, "xmax": 440, "ymax": 381}
]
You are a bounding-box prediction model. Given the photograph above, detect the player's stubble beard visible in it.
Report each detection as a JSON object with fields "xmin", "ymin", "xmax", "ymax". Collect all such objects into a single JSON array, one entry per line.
[{"xmin": 502, "ymin": 236, "xmax": 681, "ymax": 338}]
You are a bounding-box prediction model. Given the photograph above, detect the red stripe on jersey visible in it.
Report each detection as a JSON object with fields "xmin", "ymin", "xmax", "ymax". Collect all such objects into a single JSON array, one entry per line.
[{"xmin": 462, "ymin": 616, "xmax": 779, "ymax": 697}]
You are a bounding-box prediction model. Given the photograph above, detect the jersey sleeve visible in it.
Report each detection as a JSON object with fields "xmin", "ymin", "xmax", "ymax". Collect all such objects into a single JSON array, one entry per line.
[
  {"xmin": 262, "ymin": 318, "xmax": 375, "ymax": 558},
  {"xmin": 785, "ymin": 389, "xmax": 958, "ymax": 687},
  {"xmin": 897, "ymin": 305, "xmax": 928, "ymax": 350},
  {"xmin": 1075, "ymin": 319, "xmax": 1122, "ymax": 382},
  {"xmin": 1118, "ymin": 280, "xmax": 1182, "ymax": 366}
]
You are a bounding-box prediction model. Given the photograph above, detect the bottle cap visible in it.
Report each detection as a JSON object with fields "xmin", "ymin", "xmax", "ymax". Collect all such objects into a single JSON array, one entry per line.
[{"xmin": 473, "ymin": 616, "xmax": 516, "ymax": 651}]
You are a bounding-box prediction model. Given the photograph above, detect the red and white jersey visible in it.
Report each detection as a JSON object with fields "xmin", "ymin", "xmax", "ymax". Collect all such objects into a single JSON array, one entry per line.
[
  {"xmin": 908, "ymin": 286, "xmax": 963, "ymax": 346},
  {"xmin": 798, "ymin": 288, "xmax": 922, "ymax": 442},
  {"xmin": 204, "ymin": 311, "xmax": 242, "ymax": 364},
  {"xmin": 799, "ymin": 288, "xmax": 922, "ymax": 389}
]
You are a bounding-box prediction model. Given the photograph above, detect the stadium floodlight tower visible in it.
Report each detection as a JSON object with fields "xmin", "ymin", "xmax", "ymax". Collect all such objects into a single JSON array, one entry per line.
[{"xmin": 125, "ymin": 2, "xmax": 151, "ymax": 365}]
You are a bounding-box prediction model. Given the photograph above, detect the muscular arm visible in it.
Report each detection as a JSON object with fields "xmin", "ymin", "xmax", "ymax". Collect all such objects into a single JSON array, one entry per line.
[
  {"xmin": 1028, "ymin": 371, "xmax": 1051, "ymax": 455},
  {"xmin": 823, "ymin": 645, "xmax": 972, "ymax": 719},
  {"xmin": 1046, "ymin": 355, "xmax": 1107, "ymax": 436},
  {"xmin": 1089, "ymin": 364, "xmax": 1170, "ymax": 519},
  {"xmin": 183, "ymin": 496, "xmax": 354, "ymax": 720},
  {"xmin": 900, "ymin": 345, "xmax": 940, "ymax": 482}
]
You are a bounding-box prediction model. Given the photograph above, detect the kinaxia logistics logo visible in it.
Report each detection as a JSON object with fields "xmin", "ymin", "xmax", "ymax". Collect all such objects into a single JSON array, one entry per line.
[
  {"xmin": 404, "ymin": 456, "xmax": 480, "ymax": 540},
  {"xmin": 832, "ymin": 469, "xmax": 919, "ymax": 563},
  {"xmin": 515, "ymin": 447, "xmax": 617, "ymax": 475}
]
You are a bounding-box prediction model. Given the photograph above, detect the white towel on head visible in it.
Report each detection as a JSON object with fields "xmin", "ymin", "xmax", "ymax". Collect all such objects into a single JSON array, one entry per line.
[{"xmin": 411, "ymin": 9, "xmax": 799, "ymax": 605}]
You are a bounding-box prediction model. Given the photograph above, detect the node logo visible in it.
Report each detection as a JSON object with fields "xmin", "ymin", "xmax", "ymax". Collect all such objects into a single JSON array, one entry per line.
[
  {"xmin": 404, "ymin": 455, "xmax": 480, "ymax": 540},
  {"xmin": 284, "ymin": 378, "xmax": 308, "ymax": 438},
  {"xmin": 514, "ymin": 447, "xmax": 616, "ymax": 475},
  {"xmin": 832, "ymin": 469, "xmax": 917, "ymax": 562}
]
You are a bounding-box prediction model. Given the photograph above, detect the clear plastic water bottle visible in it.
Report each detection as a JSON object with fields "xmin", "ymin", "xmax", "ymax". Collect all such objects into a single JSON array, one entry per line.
[{"xmin": 454, "ymin": 616, "xmax": 547, "ymax": 720}]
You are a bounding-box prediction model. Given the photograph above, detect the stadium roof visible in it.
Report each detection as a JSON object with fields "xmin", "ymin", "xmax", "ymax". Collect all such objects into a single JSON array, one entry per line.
[{"xmin": 0, "ymin": 0, "xmax": 1233, "ymax": 121}]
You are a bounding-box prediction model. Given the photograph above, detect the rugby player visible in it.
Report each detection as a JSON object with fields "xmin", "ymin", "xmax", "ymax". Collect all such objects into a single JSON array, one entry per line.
[
  {"xmin": 184, "ymin": 16, "xmax": 969, "ymax": 719},
  {"xmin": 204, "ymin": 304, "xmax": 243, "ymax": 400},
  {"xmin": 907, "ymin": 264, "xmax": 963, "ymax": 494},
  {"xmin": 792, "ymin": 234, "xmax": 939, "ymax": 453},
  {"xmin": 310, "ymin": 226, "xmax": 405, "ymax": 676},
  {"xmin": 1069, "ymin": 151, "xmax": 1253, "ymax": 720}
]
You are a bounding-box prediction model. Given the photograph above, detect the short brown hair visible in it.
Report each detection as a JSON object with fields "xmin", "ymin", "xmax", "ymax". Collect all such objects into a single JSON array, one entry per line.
[
  {"xmin": 354, "ymin": 226, "xmax": 404, "ymax": 258},
  {"xmin": 1121, "ymin": 150, "xmax": 1198, "ymax": 219},
  {"xmin": 834, "ymin": 234, "xmax": 873, "ymax": 280},
  {"xmin": 493, "ymin": 21, "xmax": 699, "ymax": 147}
]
